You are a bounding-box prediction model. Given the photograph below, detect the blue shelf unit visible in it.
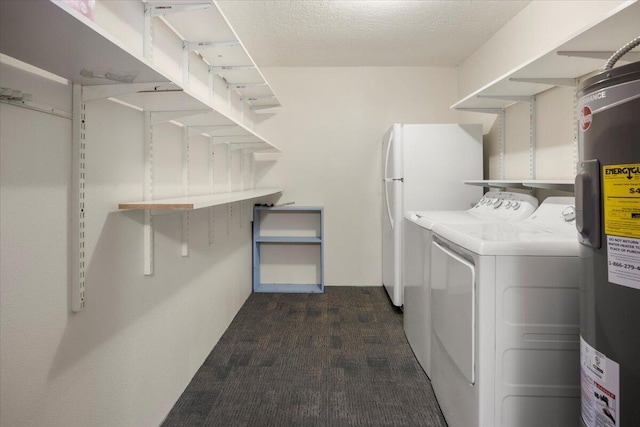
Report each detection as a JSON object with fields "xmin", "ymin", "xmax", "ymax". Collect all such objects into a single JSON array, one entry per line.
[{"xmin": 253, "ymin": 206, "xmax": 324, "ymax": 293}]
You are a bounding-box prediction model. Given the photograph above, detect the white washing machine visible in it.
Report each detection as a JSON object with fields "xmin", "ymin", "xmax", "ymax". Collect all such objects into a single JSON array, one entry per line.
[
  {"xmin": 429, "ymin": 197, "xmax": 581, "ymax": 427},
  {"xmin": 403, "ymin": 191, "xmax": 538, "ymax": 378}
]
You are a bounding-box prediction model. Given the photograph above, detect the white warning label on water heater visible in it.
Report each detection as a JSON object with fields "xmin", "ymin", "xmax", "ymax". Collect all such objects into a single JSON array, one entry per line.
[
  {"xmin": 581, "ymin": 337, "xmax": 620, "ymax": 427},
  {"xmin": 607, "ymin": 236, "xmax": 640, "ymax": 290}
]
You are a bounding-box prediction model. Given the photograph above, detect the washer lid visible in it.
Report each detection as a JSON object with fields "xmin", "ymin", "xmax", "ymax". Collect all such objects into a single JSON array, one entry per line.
[
  {"xmin": 405, "ymin": 210, "xmax": 488, "ymax": 230},
  {"xmin": 405, "ymin": 191, "xmax": 539, "ymax": 230},
  {"xmin": 432, "ymin": 198, "xmax": 580, "ymax": 256}
]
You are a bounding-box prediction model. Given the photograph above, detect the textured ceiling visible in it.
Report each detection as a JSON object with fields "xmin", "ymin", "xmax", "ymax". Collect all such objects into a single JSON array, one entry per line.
[{"xmin": 216, "ymin": 0, "xmax": 531, "ymax": 67}]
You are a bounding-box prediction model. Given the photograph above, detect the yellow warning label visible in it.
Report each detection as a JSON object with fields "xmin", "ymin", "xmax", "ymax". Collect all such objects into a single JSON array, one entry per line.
[{"xmin": 603, "ymin": 163, "xmax": 640, "ymax": 238}]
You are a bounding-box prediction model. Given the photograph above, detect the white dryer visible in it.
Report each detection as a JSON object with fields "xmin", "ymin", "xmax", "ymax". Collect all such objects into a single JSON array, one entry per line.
[
  {"xmin": 429, "ymin": 197, "xmax": 580, "ymax": 427},
  {"xmin": 403, "ymin": 191, "xmax": 538, "ymax": 378}
]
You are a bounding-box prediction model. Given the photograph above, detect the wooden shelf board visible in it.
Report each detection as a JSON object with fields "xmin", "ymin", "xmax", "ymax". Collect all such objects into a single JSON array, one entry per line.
[{"xmin": 118, "ymin": 188, "xmax": 282, "ymax": 211}]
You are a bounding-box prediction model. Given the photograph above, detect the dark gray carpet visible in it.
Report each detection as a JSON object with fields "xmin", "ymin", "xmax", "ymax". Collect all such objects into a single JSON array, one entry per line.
[{"xmin": 162, "ymin": 286, "xmax": 447, "ymax": 427}]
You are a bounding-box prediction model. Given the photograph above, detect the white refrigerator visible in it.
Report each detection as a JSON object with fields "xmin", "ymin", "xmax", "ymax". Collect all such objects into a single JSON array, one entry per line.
[{"xmin": 382, "ymin": 123, "xmax": 483, "ymax": 306}]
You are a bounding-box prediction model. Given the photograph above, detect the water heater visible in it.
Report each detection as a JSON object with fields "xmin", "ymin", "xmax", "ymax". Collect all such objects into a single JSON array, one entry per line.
[{"xmin": 576, "ymin": 49, "xmax": 640, "ymax": 427}]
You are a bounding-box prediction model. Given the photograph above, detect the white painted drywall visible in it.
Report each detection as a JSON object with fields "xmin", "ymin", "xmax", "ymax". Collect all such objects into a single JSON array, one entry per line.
[
  {"xmin": 252, "ymin": 67, "xmax": 460, "ymax": 286},
  {"xmin": 0, "ymin": 58, "xmax": 267, "ymax": 427},
  {"xmin": 535, "ymin": 86, "xmax": 577, "ymax": 179},
  {"xmin": 483, "ymin": 84, "xmax": 580, "ymax": 182},
  {"xmin": 503, "ymin": 102, "xmax": 533, "ymax": 180}
]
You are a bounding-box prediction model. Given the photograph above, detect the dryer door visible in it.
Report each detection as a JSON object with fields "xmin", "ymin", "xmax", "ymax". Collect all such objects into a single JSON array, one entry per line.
[{"xmin": 431, "ymin": 241, "xmax": 476, "ymax": 384}]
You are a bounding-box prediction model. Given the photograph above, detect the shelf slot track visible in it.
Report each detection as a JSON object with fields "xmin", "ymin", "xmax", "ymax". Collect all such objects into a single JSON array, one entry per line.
[
  {"xmin": 181, "ymin": 126, "xmax": 190, "ymax": 257},
  {"xmin": 144, "ymin": 110, "xmax": 154, "ymax": 276}
]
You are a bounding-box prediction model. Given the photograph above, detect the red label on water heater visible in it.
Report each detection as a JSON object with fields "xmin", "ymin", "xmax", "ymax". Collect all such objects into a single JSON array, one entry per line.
[{"xmin": 580, "ymin": 106, "xmax": 593, "ymax": 131}]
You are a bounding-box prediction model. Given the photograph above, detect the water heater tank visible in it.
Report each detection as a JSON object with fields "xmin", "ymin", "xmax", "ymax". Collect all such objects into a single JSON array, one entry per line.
[{"xmin": 576, "ymin": 59, "xmax": 640, "ymax": 427}]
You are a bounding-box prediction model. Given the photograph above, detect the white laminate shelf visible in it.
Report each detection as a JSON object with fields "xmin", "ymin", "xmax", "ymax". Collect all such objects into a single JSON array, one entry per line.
[
  {"xmin": 522, "ymin": 180, "xmax": 575, "ymax": 192},
  {"xmin": 465, "ymin": 180, "xmax": 528, "ymax": 190},
  {"xmin": 0, "ymin": 0, "xmax": 169, "ymax": 86},
  {"xmin": 118, "ymin": 188, "xmax": 282, "ymax": 213},
  {"xmin": 0, "ymin": 0, "xmax": 280, "ymax": 152},
  {"xmin": 452, "ymin": 1, "xmax": 640, "ymax": 111},
  {"xmin": 156, "ymin": 0, "xmax": 281, "ymax": 110},
  {"xmin": 465, "ymin": 180, "xmax": 575, "ymax": 192},
  {"xmin": 176, "ymin": 110, "xmax": 281, "ymax": 152}
]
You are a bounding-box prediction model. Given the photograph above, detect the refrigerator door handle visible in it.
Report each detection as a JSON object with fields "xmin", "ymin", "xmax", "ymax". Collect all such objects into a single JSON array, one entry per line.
[
  {"xmin": 384, "ymin": 130, "xmax": 395, "ymax": 229},
  {"xmin": 384, "ymin": 130, "xmax": 394, "ymax": 180},
  {"xmin": 385, "ymin": 181, "xmax": 394, "ymax": 230}
]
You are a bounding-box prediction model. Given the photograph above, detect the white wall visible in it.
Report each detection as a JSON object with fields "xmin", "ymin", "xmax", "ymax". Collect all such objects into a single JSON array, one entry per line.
[
  {"xmin": 482, "ymin": 83, "xmax": 581, "ymax": 182},
  {"xmin": 0, "ymin": 56, "xmax": 267, "ymax": 427},
  {"xmin": 253, "ymin": 67, "xmax": 460, "ymax": 285}
]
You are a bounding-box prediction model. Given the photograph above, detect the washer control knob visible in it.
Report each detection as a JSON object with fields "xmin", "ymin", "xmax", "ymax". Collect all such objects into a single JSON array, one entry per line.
[
  {"xmin": 504, "ymin": 201, "xmax": 512, "ymax": 208},
  {"xmin": 512, "ymin": 201, "xmax": 521, "ymax": 210},
  {"xmin": 493, "ymin": 199, "xmax": 503, "ymax": 209},
  {"xmin": 562, "ymin": 206, "xmax": 576, "ymax": 222}
]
